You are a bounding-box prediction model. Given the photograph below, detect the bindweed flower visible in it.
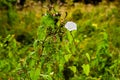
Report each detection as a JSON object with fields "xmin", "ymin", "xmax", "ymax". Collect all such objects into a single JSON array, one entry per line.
[{"xmin": 65, "ymin": 21, "xmax": 77, "ymax": 31}]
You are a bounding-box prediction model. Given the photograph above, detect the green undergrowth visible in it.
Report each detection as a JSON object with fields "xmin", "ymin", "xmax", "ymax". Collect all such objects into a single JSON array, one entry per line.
[{"xmin": 0, "ymin": 1, "xmax": 120, "ymax": 80}]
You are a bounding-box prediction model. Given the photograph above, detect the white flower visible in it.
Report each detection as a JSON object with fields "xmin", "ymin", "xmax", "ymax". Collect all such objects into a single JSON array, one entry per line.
[{"xmin": 65, "ymin": 21, "xmax": 77, "ymax": 31}]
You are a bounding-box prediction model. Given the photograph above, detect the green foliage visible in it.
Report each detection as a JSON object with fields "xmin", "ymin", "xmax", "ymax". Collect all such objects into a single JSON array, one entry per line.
[
  {"xmin": 40, "ymin": 14, "xmax": 55, "ymax": 28},
  {"xmin": 82, "ymin": 64, "xmax": 90, "ymax": 76},
  {"xmin": 37, "ymin": 25, "xmax": 47, "ymax": 41},
  {"xmin": 0, "ymin": 1, "xmax": 120, "ymax": 80},
  {"xmin": 7, "ymin": 8, "xmax": 19, "ymax": 26},
  {"xmin": 30, "ymin": 68, "xmax": 41, "ymax": 80},
  {"xmin": 0, "ymin": 0, "xmax": 17, "ymax": 9},
  {"xmin": 86, "ymin": 53, "xmax": 90, "ymax": 62}
]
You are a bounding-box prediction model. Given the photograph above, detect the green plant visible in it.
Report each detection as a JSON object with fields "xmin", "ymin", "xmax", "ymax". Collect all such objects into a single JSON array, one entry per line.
[{"xmin": 0, "ymin": 1, "xmax": 120, "ymax": 80}]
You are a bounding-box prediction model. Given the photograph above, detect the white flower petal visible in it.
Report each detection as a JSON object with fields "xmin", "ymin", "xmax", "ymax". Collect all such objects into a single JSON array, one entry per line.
[{"xmin": 65, "ymin": 21, "xmax": 77, "ymax": 31}]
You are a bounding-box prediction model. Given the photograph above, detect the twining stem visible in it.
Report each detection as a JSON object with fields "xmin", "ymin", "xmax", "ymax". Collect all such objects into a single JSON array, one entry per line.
[
  {"xmin": 70, "ymin": 31, "xmax": 75, "ymax": 45},
  {"xmin": 70, "ymin": 31, "xmax": 78, "ymax": 55}
]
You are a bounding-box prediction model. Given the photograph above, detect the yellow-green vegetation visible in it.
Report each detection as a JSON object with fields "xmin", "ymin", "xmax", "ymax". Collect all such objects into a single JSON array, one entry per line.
[{"xmin": 0, "ymin": 0, "xmax": 120, "ymax": 80}]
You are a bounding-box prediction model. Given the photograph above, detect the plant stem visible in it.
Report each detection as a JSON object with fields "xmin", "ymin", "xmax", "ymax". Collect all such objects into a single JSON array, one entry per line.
[{"xmin": 70, "ymin": 31, "xmax": 75, "ymax": 45}]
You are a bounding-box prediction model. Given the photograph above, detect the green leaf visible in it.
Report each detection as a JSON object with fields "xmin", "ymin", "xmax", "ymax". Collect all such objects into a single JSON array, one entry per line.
[
  {"xmin": 86, "ymin": 53, "xmax": 90, "ymax": 62},
  {"xmin": 69, "ymin": 66, "xmax": 77, "ymax": 73},
  {"xmin": 33, "ymin": 40, "xmax": 39, "ymax": 49},
  {"xmin": 8, "ymin": 51, "xmax": 13, "ymax": 58},
  {"xmin": 67, "ymin": 31, "xmax": 73, "ymax": 44},
  {"xmin": 64, "ymin": 54, "xmax": 72, "ymax": 62},
  {"xmin": 35, "ymin": 68, "xmax": 41, "ymax": 80},
  {"xmin": 82, "ymin": 64, "xmax": 90, "ymax": 76},
  {"xmin": 40, "ymin": 14, "xmax": 55, "ymax": 28},
  {"xmin": 40, "ymin": 74, "xmax": 52, "ymax": 80},
  {"xmin": 37, "ymin": 26, "xmax": 46, "ymax": 41},
  {"xmin": 30, "ymin": 68, "xmax": 40, "ymax": 80},
  {"xmin": 65, "ymin": 42, "xmax": 71, "ymax": 53}
]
